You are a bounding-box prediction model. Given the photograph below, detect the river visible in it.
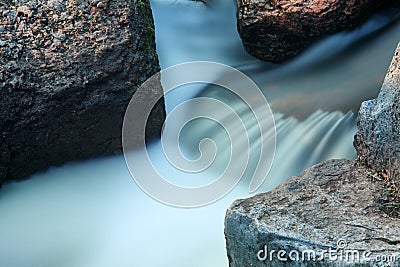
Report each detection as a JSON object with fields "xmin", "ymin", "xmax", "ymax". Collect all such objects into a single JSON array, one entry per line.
[{"xmin": 0, "ymin": 0, "xmax": 399, "ymax": 266}]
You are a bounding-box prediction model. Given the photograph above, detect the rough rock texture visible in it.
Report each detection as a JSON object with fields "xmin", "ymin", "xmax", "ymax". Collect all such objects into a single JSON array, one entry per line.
[
  {"xmin": 236, "ymin": 0, "xmax": 394, "ymax": 63},
  {"xmin": 225, "ymin": 45, "xmax": 400, "ymax": 266},
  {"xmin": 354, "ymin": 42, "xmax": 400, "ymax": 187},
  {"xmin": 225, "ymin": 159, "xmax": 400, "ymax": 267},
  {"xmin": 0, "ymin": 0, "xmax": 165, "ymax": 185}
]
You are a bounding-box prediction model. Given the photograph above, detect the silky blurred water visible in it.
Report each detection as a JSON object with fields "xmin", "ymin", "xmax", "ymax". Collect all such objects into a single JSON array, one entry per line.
[{"xmin": 1, "ymin": 0, "xmax": 399, "ymax": 266}]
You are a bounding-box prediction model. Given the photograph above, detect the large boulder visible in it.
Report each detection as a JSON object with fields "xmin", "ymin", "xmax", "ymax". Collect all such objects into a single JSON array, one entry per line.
[
  {"xmin": 225, "ymin": 159, "xmax": 400, "ymax": 267},
  {"xmin": 354, "ymin": 42, "xmax": 400, "ymax": 186},
  {"xmin": 236, "ymin": 0, "xmax": 395, "ymax": 63},
  {"xmin": 225, "ymin": 44, "xmax": 400, "ymax": 266},
  {"xmin": 0, "ymin": 0, "xmax": 165, "ymax": 185}
]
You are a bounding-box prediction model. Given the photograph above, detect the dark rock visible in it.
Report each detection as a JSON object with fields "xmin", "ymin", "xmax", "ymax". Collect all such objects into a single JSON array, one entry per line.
[
  {"xmin": 354, "ymin": 42, "xmax": 400, "ymax": 185},
  {"xmin": 225, "ymin": 159, "xmax": 400, "ymax": 267},
  {"xmin": 236, "ymin": 0, "xmax": 395, "ymax": 63},
  {"xmin": 0, "ymin": 0, "xmax": 165, "ymax": 185}
]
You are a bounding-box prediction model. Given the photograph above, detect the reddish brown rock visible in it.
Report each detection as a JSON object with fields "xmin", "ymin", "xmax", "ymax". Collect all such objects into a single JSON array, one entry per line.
[{"xmin": 236, "ymin": 0, "xmax": 395, "ymax": 63}]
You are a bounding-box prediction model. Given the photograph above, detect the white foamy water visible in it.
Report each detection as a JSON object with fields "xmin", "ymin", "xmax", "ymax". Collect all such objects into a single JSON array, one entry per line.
[{"xmin": 1, "ymin": 0, "xmax": 400, "ymax": 266}]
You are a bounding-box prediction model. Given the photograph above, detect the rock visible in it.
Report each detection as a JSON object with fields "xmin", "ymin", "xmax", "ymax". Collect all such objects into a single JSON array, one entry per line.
[
  {"xmin": 225, "ymin": 45, "xmax": 400, "ymax": 266},
  {"xmin": 52, "ymin": 32, "xmax": 66, "ymax": 41},
  {"xmin": 96, "ymin": 1, "xmax": 107, "ymax": 8},
  {"xmin": 236, "ymin": 0, "xmax": 395, "ymax": 63},
  {"xmin": 354, "ymin": 42, "xmax": 400, "ymax": 185},
  {"xmin": 16, "ymin": 5, "xmax": 30, "ymax": 16},
  {"xmin": 0, "ymin": 0, "xmax": 165, "ymax": 185},
  {"xmin": 225, "ymin": 159, "xmax": 400, "ymax": 267}
]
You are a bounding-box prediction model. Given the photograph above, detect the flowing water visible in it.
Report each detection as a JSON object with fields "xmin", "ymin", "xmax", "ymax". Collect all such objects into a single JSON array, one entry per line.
[{"xmin": 1, "ymin": 0, "xmax": 400, "ymax": 266}]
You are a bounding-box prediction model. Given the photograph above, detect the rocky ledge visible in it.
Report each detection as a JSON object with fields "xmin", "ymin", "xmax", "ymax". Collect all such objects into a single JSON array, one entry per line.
[
  {"xmin": 0, "ymin": 0, "xmax": 165, "ymax": 185},
  {"xmin": 236, "ymin": 0, "xmax": 397, "ymax": 63},
  {"xmin": 224, "ymin": 44, "xmax": 400, "ymax": 266}
]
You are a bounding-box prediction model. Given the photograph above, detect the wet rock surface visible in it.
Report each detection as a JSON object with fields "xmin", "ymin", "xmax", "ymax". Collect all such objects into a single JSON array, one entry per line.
[
  {"xmin": 236, "ymin": 0, "xmax": 396, "ymax": 63},
  {"xmin": 0, "ymin": 0, "xmax": 165, "ymax": 185},
  {"xmin": 225, "ymin": 45, "xmax": 400, "ymax": 266}
]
